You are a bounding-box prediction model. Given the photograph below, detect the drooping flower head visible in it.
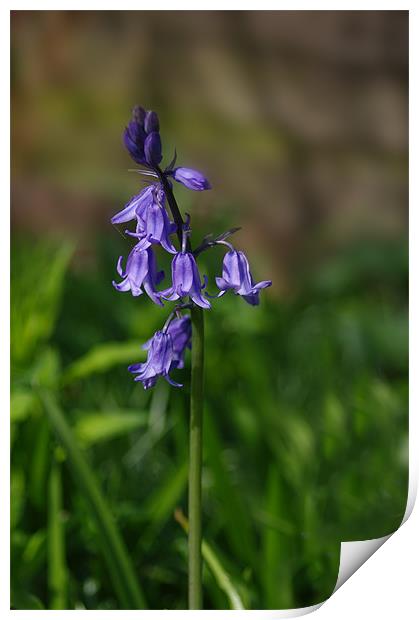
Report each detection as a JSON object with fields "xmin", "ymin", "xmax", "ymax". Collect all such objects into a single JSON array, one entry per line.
[
  {"xmin": 113, "ymin": 104, "xmax": 272, "ymax": 389},
  {"xmin": 215, "ymin": 247, "xmax": 272, "ymax": 306},
  {"xmin": 113, "ymin": 245, "xmax": 164, "ymax": 306},
  {"xmin": 128, "ymin": 330, "xmax": 181, "ymax": 389}
]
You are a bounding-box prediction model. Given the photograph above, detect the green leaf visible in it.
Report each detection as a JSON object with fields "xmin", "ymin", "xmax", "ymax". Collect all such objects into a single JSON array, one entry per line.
[
  {"xmin": 48, "ymin": 460, "xmax": 68, "ymax": 609},
  {"xmin": 40, "ymin": 391, "xmax": 146, "ymax": 609},
  {"xmin": 145, "ymin": 461, "xmax": 188, "ymax": 526},
  {"xmin": 21, "ymin": 530, "xmax": 47, "ymax": 581},
  {"xmin": 63, "ymin": 341, "xmax": 143, "ymax": 384},
  {"xmin": 11, "ymin": 241, "xmax": 74, "ymax": 364},
  {"xmin": 11, "ymin": 469, "xmax": 25, "ymax": 529},
  {"xmin": 11, "ymin": 590, "xmax": 45, "ymax": 610},
  {"xmin": 74, "ymin": 411, "xmax": 148, "ymax": 446},
  {"xmin": 262, "ymin": 466, "xmax": 294, "ymax": 608},
  {"xmin": 175, "ymin": 509, "xmax": 245, "ymax": 610},
  {"xmin": 11, "ymin": 391, "xmax": 37, "ymax": 423},
  {"xmin": 31, "ymin": 347, "xmax": 61, "ymax": 390}
]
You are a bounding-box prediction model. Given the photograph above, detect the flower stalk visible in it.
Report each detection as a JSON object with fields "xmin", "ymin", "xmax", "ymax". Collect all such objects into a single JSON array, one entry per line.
[
  {"xmin": 110, "ymin": 105, "xmax": 272, "ymax": 609},
  {"xmin": 158, "ymin": 176, "xmax": 205, "ymax": 607},
  {"xmin": 188, "ymin": 304, "xmax": 204, "ymax": 609}
]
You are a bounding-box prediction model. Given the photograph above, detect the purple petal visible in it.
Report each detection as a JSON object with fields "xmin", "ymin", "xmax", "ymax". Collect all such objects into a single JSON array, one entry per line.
[
  {"xmin": 252, "ymin": 280, "xmax": 272, "ymax": 291},
  {"xmin": 172, "ymin": 253, "xmax": 194, "ymax": 295},
  {"xmin": 190, "ymin": 291, "xmax": 211, "ymax": 309},
  {"xmin": 116, "ymin": 256, "xmax": 125, "ymax": 277},
  {"xmin": 127, "ymin": 248, "xmax": 149, "ymax": 287},
  {"xmin": 215, "ymin": 276, "xmax": 230, "ymax": 291},
  {"xmin": 243, "ymin": 292, "xmax": 260, "ymax": 306},
  {"xmin": 143, "ymin": 278, "xmax": 164, "ymax": 306},
  {"xmin": 112, "ymin": 278, "xmax": 132, "ymax": 293},
  {"xmin": 159, "ymin": 287, "xmax": 180, "ymax": 302},
  {"xmin": 111, "ymin": 186, "xmax": 154, "ymax": 225},
  {"xmin": 164, "ymin": 374, "xmax": 183, "ymax": 388}
]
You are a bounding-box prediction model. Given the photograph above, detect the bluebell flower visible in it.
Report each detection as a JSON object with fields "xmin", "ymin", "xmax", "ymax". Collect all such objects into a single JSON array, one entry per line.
[
  {"xmin": 142, "ymin": 315, "xmax": 192, "ymax": 370},
  {"xmin": 160, "ymin": 251, "xmax": 211, "ymax": 309},
  {"xmin": 170, "ymin": 167, "xmax": 211, "ymax": 191},
  {"xmin": 215, "ymin": 249, "xmax": 272, "ymax": 306},
  {"xmin": 113, "ymin": 245, "xmax": 164, "ymax": 305},
  {"xmin": 128, "ymin": 330, "xmax": 182, "ymax": 389}
]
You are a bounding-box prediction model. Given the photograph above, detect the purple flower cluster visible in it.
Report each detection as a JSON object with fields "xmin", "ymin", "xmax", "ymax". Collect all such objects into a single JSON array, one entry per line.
[{"xmin": 111, "ymin": 106, "xmax": 272, "ymax": 389}]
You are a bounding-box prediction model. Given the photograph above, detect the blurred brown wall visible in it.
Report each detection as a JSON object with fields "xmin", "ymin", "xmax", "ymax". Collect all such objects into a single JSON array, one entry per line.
[{"xmin": 11, "ymin": 11, "xmax": 408, "ymax": 287}]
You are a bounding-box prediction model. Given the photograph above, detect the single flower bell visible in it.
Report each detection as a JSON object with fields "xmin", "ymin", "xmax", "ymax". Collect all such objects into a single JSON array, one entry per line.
[
  {"xmin": 128, "ymin": 330, "xmax": 182, "ymax": 389},
  {"xmin": 142, "ymin": 315, "xmax": 192, "ymax": 370},
  {"xmin": 171, "ymin": 167, "xmax": 211, "ymax": 191},
  {"xmin": 159, "ymin": 228, "xmax": 211, "ymax": 309},
  {"xmin": 112, "ymin": 245, "xmax": 164, "ymax": 306},
  {"xmin": 215, "ymin": 248, "xmax": 272, "ymax": 306}
]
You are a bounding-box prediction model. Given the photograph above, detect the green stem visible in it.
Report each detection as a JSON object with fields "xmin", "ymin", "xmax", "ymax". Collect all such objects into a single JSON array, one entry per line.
[
  {"xmin": 48, "ymin": 459, "xmax": 67, "ymax": 610},
  {"xmin": 189, "ymin": 304, "xmax": 204, "ymax": 609},
  {"xmin": 157, "ymin": 167, "xmax": 205, "ymax": 608}
]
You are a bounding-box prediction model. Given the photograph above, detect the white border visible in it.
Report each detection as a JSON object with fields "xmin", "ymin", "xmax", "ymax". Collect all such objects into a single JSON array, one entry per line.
[{"xmin": 4, "ymin": 2, "xmax": 416, "ymax": 617}]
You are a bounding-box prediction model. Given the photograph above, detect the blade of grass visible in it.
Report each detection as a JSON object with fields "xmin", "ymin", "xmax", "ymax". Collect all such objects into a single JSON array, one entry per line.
[
  {"xmin": 48, "ymin": 459, "xmax": 67, "ymax": 609},
  {"xmin": 74, "ymin": 410, "xmax": 148, "ymax": 446},
  {"xmin": 204, "ymin": 411, "xmax": 257, "ymax": 569},
  {"xmin": 40, "ymin": 391, "xmax": 146, "ymax": 609},
  {"xmin": 62, "ymin": 341, "xmax": 143, "ymax": 385},
  {"xmin": 262, "ymin": 465, "xmax": 294, "ymax": 609},
  {"xmin": 175, "ymin": 508, "xmax": 245, "ymax": 610}
]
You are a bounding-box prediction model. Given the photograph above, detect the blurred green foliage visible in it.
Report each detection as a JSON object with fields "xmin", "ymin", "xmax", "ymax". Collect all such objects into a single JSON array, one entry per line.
[{"xmin": 11, "ymin": 233, "xmax": 408, "ymax": 610}]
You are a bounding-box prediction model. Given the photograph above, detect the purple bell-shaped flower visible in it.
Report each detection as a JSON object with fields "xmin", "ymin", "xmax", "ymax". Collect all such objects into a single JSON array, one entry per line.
[
  {"xmin": 160, "ymin": 228, "xmax": 210, "ymax": 309},
  {"xmin": 128, "ymin": 330, "xmax": 181, "ymax": 389},
  {"xmin": 112, "ymin": 245, "xmax": 164, "ymax": 306},
  {"xmin": 215, "ymin": 248, "xmax": 272, "ymax": 306},
  {"xmin": 171, "ymin": 167, "xmax": 211, "ymax": 191}
]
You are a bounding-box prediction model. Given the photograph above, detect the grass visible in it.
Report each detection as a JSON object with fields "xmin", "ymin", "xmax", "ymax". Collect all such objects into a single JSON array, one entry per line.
[{"xmin": 10, "ymin": 233, "xmax": 408, "ymax": 609}]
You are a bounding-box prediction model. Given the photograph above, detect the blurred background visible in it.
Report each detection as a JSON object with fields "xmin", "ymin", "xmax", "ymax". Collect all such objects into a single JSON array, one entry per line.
[{"xmin": 11, "ymin": 10, "xmax": 408, "ymax": 610}]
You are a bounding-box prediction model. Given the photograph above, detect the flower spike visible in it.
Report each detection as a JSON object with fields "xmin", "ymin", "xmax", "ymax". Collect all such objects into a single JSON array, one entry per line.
[{"xmin": 112, "ymin": 105, "xmax": 272, "ymax": 389}]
